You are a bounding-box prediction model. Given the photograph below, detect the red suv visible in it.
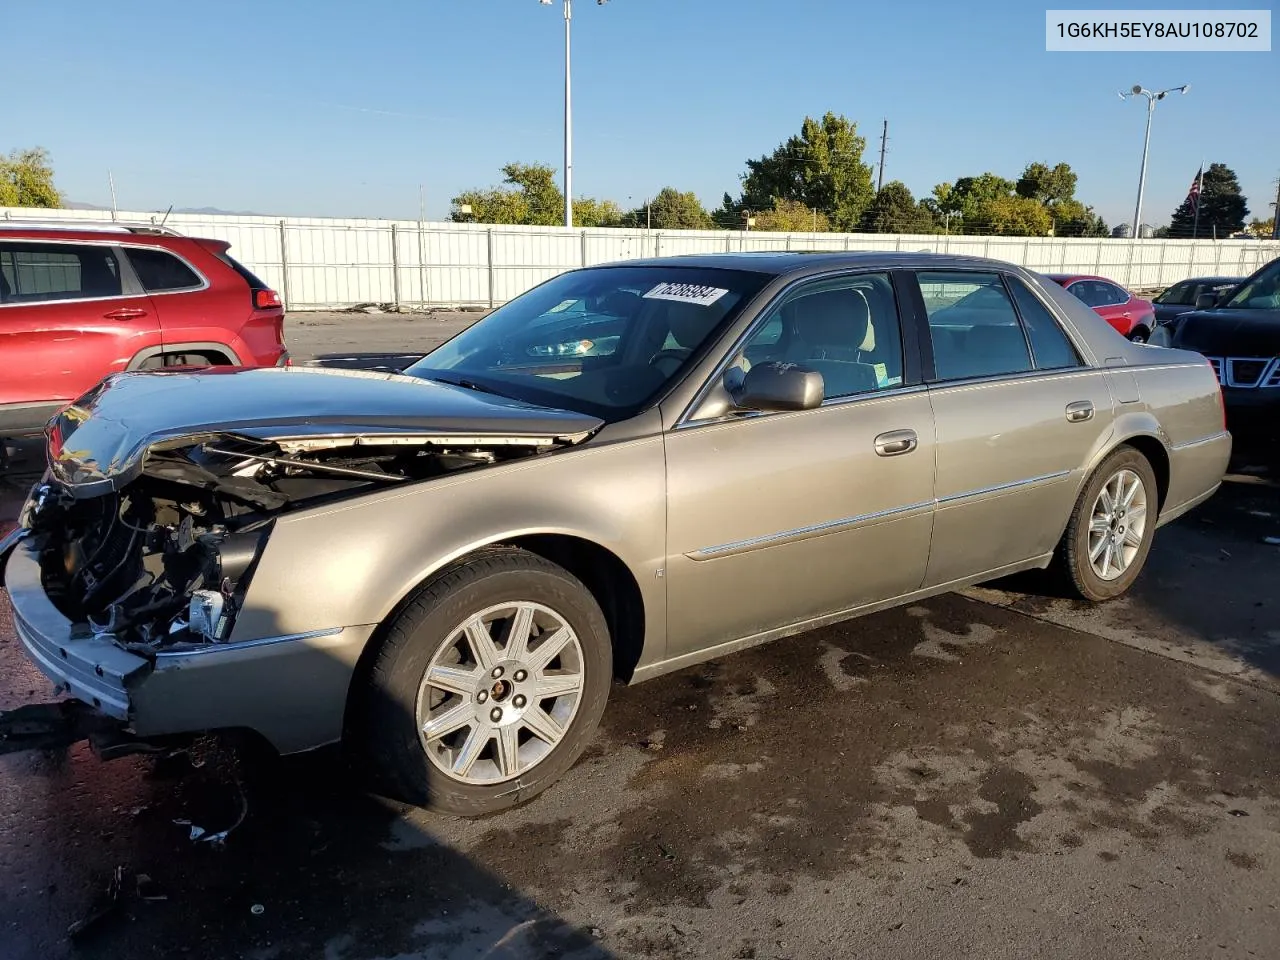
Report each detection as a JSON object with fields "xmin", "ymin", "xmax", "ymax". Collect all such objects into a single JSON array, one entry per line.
[{"xmin": 1, "ymin": 222, "xmax": 287, "ymax": 437}]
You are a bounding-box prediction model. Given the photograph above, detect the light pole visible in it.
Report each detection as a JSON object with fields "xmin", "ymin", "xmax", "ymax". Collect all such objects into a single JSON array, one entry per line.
[
  {"xmin": 1119, "ymin": 83, "xmax": 1189, "ymax": 239},
  {"xmin": 540, "ymin": 0, "xmax": 609, "ymax": 228}
]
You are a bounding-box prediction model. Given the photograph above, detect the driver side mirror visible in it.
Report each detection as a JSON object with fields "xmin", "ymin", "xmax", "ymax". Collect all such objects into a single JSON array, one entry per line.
[
  {"xmin": 733, "ymin": 362, "xmax": 824, "ymax": 412},
  {"xmin": 1195, "ymin": 292, "xmax": 1218, "ymax": 310}
]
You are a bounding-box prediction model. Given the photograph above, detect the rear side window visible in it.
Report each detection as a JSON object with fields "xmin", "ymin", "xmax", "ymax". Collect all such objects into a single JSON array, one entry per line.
[
  {"xmin": 0, "ymin": 242, "xmax": 122, "ymax": 302},
  {"xmin": 1008, "ymin": 278, "xmax": 1082, "ymax": 370},
  {"xmin": 126, "ymin": 248, "xmax": 203, "ymax": 292},
  {"xmin": 216, "ymin": 251, "xmax": 268, "ymax": 290},
  {"xmin": 918, "ymin": 272, "xmax": 1032, "ymax": 381},
  {"xmin": 1155, "ymin": 281, "xmax": 1194, "ymax": 306}
]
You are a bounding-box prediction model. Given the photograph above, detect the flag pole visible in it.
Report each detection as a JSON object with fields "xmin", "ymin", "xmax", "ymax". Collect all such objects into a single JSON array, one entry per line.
[{"xmin": 1191, "ymin": 162, "xmax": 1204, "ymax": 239}]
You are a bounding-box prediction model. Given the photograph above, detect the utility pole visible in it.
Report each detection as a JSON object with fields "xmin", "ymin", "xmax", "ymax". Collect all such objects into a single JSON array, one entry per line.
[
  {"xmin": 1272, "ymin": 176, "xmax": 1280, "ymax": 240},
  {"xmin": 877, "ymin": 119, "xmax": 888, "ymax": 193}
]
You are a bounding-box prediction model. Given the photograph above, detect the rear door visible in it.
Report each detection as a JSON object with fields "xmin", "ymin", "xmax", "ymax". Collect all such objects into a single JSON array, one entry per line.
[
  {"xmin": 911, "ymin": 269, "xmax": 1115, "ymax": 586},
  {"xmin": 0, "ymin": 239, "xmax": 159, "ymax": 409}
]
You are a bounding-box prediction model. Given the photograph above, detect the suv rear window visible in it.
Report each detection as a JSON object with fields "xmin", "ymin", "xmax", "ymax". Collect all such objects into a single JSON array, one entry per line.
[
  {"xmin": 216, "ymin": 251, "xmax": 268, "ymax": 290},
  {"xmin": 126, "ymin": 248, "xmax": 203, "ymax": 292},
  {"xmin": 0, "ymin": 242, "xmax": 122, "ymax": 302}
]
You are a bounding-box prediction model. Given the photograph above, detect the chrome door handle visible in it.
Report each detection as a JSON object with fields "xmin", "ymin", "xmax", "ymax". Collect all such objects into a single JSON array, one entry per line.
[
  {"xmin": 103, "ymin": 307, "xmax": 149, "ymax": 321},
  {"xmin": 874, "ymin": 429, "xmax": 918, "ymax": 457},
  {"xmin": 1065, "ymin": 400, "xmax": 1094, "ymax": 423}
]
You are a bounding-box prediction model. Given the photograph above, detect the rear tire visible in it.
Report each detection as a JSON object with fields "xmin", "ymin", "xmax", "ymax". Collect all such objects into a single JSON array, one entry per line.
[
  {"xmin": 1056, "ymin": 446, "xmax": 1158, "ymax": 602},
  {"xmin": 1127, "ymin": 327, "xmax": 1150, "ymax": 343},
  {"xmin": 355, "ymin": 547, "xmax": 612, "ymax": 816}
]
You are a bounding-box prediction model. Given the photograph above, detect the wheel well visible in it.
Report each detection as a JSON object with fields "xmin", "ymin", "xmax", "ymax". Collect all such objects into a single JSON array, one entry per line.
[
  {"xmin": 140, "ymin": 349, "xmax": 234, "ymax": 369},
  {"xmin": 506, "ymin": 534, "xmax": 646, "ymax": 683},
  {"xmin": 1119, "ymin": 435, "xmax": 1169, "ymax": 509}
]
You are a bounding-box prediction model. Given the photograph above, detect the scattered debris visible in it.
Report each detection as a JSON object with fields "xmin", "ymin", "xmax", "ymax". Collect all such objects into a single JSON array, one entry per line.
[
  {"xmin": 1228, "ymin": 809, "xmax": 1250, "ymax": 817},
  {"xmin": 251, "ymin": 904, "xmax": 266, "ymax": 916},
  {"xmin": 135, "ymin": 874, "xmax": 167, "ymax": 902},
  {"xmin": 173, "ymin": 779, "xmax": 249, "ymax": 847},
  {"xmin": 67, "ymin": 865, "xmax": 125, "ymax": 940},
  {"xmin": 1263, "ymin": 537, "xmax": 1280, "ymax": 546}
]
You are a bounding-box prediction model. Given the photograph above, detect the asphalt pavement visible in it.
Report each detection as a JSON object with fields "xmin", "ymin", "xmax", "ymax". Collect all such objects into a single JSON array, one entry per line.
[{"xmin": 1, "ymin": 313, "xmax": 1278, "ymax": 960}]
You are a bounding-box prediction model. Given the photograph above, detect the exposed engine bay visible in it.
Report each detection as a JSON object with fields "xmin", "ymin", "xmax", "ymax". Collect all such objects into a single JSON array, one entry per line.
[{"xmin": 24, "ymin": 435, "xmax": 551, "ymax": 652}]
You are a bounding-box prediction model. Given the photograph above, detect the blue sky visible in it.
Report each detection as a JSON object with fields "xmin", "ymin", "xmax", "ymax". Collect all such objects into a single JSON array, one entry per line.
[{"xmin": 4, "ymin": 0, "xmax": 1276, "ymax": 228}]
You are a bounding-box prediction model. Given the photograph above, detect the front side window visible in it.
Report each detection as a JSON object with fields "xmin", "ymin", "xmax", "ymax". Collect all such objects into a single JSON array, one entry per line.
[
  {"xmin": 406, "ymin": 266, "xmax": 770, "ymax": 421},
  {"xmin": 0, "ymin": 242, "xmax": 121, "ymax": 302},
  {"xmin": 127, "ymin": 248, "xmax": 203, "ymax": 292},
  {"xmin": 1097, "ymin": 282, "xmax": 1129, "ymax": 306},
  {"xmin": 1066, "ymin": 280, "xmax": 1102, "ymax": 307},
  {"xmin": 1224, "ymin": 260, "xmax": 1280, "ymax": 310},
  {"xmin": 731, "ymin": 272, "xmax": 905, "ymax": 400},
  {"xmin": 1154, "ymin": 281, "xmax": 1194, "ymax": 306},
  {"xmin": 919, "ymin": 271, "xmax": 1033, "ymax": 381}
]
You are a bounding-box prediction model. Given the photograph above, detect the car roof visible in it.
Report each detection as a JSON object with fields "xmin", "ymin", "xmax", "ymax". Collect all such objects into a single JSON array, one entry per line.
[
  {"xmin": 595, "ymin": 251, "xmax": 1040, "ymax": 278},
  {"xmin": 0, "ymin": 222, "xmax": 203, "ymax": 246},
  {"xmin": 1044, "ymin": 273, "xmax": 1114, "ymax": 284}
]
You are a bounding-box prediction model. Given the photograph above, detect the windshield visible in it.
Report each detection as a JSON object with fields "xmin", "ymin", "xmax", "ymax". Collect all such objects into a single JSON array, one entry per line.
[
  {"xmin": 1224, "ymin": 260, "xmax": 1280, "ymax": 310},
  {"xmin": 405, "ymin": 265, "xmax": 770, "ymax": 420},
  {"xmin": 1153, "ymin": 281, "xmax": 1193, "ymax": 305}
]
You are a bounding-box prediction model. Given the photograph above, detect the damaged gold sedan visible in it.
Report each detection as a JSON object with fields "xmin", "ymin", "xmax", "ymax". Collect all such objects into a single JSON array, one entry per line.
[{"xmin": 2, "ymin": 254, "xmax": 1230, "ymax": 815}]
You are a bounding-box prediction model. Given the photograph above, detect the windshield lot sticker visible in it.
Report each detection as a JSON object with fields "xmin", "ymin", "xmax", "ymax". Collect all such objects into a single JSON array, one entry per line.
[{"xmin": 643, "ymin": 282, "xmax": 729, "ymax": 307}]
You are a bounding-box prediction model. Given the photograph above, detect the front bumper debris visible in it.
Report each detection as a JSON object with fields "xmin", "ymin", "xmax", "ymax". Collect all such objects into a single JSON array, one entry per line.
[
  {"xmin": 7, "ymin": 539, "xmax": 150, "ymax": 718},
  {"xmin": 4, "ymin": 536, "xmax": 375, "ymax": 753}
]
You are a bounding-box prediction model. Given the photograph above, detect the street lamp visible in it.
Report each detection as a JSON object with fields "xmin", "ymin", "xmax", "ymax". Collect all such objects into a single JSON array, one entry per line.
[
  {"xmin": 1119, "ymin": 83, "xmax": 1189, "ymax": 239},
  {"xmin": 540, "ymin": 0, "xmax": 609, "ymax": 228}
]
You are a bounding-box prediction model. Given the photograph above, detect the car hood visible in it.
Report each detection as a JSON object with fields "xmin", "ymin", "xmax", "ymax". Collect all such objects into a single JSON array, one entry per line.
[
  {"xmin": 46, "ymin": 366, "xmax": 604, "ymax": 495},
  {"xmin": 1172, "ymin": 309, "xmax": 1280, "ymax": 356}
]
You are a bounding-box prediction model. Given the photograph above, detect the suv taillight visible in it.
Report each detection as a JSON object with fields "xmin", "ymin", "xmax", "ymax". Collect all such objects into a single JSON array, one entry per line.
[{"xmin": 255, "ymin": 289, "xmax": 282, "ymax": 310}]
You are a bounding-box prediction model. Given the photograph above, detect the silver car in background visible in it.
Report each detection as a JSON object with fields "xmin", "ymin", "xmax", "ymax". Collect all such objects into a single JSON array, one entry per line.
[{"xmin": 2, "ymin": 252, "xmax": 1230, "ymax": 815}]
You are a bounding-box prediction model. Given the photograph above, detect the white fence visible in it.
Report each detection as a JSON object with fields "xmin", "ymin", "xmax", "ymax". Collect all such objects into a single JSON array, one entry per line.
[{"xmin": 4, "ymin": 206, "xmax": 1278, "ymax": 311}]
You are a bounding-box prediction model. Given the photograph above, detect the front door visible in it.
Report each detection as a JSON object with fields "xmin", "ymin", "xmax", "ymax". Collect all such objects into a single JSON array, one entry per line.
[
  {"xmin": 0, "ymin": 240, "xmax": 159, "ymax": 410},
  {"xmin": 664, "ymin": 271, "xmax": 936, "ymax": 662},
  {"xmin": 912, "ymin": 269, "xmax": 1116, "ymax": 586}
]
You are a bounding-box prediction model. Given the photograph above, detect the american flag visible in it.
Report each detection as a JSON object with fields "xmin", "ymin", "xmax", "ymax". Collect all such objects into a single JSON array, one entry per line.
[{"xmin": 1187, "ymin": 166, "xmax": 1203, "ymax": 212}]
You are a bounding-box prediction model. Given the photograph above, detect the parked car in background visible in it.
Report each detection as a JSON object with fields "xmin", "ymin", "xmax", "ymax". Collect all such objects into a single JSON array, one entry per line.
[
  {"xmin": 3, "ymin": 252, "xmax": 1229, "ymax": 816},
  {"xmin": 1152, "ymin": 276, "xmax": 1244, "ymax": 327},
  {"xmin": 0, "ymin": 221, "xmax": 287, "ymax": 438},
  {"xmin": 1171, "ymin": 255, "xmax": 1280, "ymax": 444},
  {"xmin": 1045, "ymin": 274, "xmax": 1156, "ymax": 342}
]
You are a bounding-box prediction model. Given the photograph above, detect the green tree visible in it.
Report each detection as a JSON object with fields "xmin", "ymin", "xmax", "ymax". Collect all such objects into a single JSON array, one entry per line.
[
  {"xmin": 751, "ymin": 198, "xmax": 831, "ymax": 233},
  {"xmin": 1247, "ymin": 217, "xmax": 1276, "ymax": 239},
  {"xmin": 629, "ymin": 187, "xmax": 713, "ymax": 230},
  {"xmin": 736, "ymin": 113, "xmax": 874, "ymax": 231},
  {"xmin": 1167, "ymin": 163, "xmax": 1249, "ymax": 238},
  {"xmin": 1050, "ymin": 198, "xmax": 1109, "ymax": 237},
  {"xmin": 974, "ymin": 196, "xmax": 1053, "ymax": 236},
  {"xmin": 861, "ymin": 181, "xmax": 936, "ymax": 233},
  {"xmin": 573, "ymin": 197, "xmax": 624, "ymax": 228},
  {"xmin": 1015, "ymin": 162, "xmax": 1078, "ymax": 205},
  {"xmin": 0, "ymin": 147, "xmax": 61, "ymax": 208},
  {"xmin": 450, "ymin": 162, "xmax": 621, "ymax": 227}
]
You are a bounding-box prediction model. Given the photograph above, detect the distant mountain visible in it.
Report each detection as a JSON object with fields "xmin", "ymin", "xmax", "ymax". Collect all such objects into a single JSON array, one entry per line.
[{"xmin": 63, "ymin": 200, "xmax": 267, "ymax": 216}]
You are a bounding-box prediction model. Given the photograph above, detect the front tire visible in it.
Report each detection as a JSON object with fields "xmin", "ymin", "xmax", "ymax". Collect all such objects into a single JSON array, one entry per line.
[
  {"xmin": 1056, "ymin": 446, "xmax": 1158, "ymax": 602},
  {"xmin": 1127, "ymin": 326, "xmax": 1150, "ymax": 343},
  {"xmin": 356, "ymin": 547, "xmax": 612, "ymax": 815}
]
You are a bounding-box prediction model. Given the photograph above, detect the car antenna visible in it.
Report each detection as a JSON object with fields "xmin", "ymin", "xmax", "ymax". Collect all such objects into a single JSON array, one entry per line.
[{"xmin": 157, "ymin": 204, "xmax": 174, "ymax": 230}]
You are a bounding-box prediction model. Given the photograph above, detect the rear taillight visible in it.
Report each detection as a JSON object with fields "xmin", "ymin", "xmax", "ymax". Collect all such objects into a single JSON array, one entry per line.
[
  {"xmin": 255, "ymin": 289, "xmax": 282, "ymax": 310},
  {"xmin": 1208, "ymin": 356, "xmax": 1227, "ymax": 430}
]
